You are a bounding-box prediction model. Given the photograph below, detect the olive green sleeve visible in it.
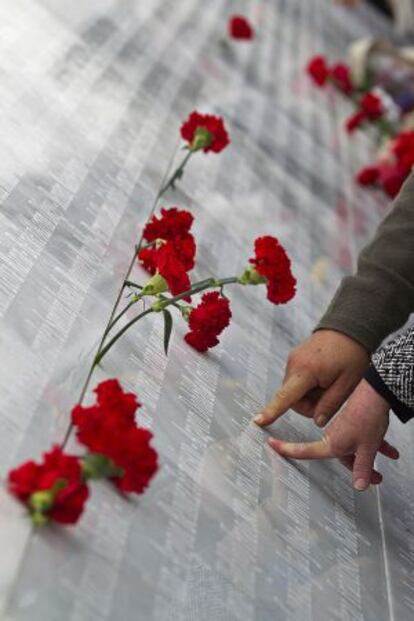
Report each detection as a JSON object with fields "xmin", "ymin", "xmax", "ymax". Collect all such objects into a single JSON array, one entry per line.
[{"xmin": 315, "ymin": 172, "xmax": 414, "ymax": 352}]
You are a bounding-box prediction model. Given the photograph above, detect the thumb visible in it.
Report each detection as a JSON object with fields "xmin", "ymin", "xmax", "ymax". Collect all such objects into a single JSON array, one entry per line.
[
  {"xmin": 254, "ymin": 372, "xmax": 316, "ymax": 427},
  {"xmin": 353, "ymin": 446, "xmax": 377, "ymax": 491}
]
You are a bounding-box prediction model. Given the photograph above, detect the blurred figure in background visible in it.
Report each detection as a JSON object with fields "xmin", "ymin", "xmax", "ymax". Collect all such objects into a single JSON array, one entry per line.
[{"xmin": 338, "ymin": 0, "xmax": 414, "ymax": 35}]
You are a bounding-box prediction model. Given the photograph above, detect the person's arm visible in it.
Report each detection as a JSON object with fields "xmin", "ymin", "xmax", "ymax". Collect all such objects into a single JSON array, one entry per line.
[
  {"xmin": 316, "ymin": 172, "xmax": 414, "ymax": 353},
  {"xmin": 255, "ymin": 173, "xmax": 414, "ymax": 429},
  {"xmin": 365, "ymin": 325, "xmax": 414, "ymax": 422}
]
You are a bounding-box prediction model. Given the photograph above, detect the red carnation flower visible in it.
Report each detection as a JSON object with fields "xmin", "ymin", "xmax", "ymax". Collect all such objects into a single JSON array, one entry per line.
[
  {"xmin": 8, "ymin": 446, "xmax": 89, "ymax": 525},
  {"xmin": 228, "ymin": 15, "xmax": 254, "ymax": 40},
  {"xmin": 181, "ymin": 111, "xmax": 230, "ymax": 153},
  {"xmin": 346, "ymin": 92, "xmax": 384, "ymax": 133},
  {"xmin": 72, "ymin": 380, "xmax": 158, "ymax": 495},
  {"xmin": 331, "ymin": 63, "xmax": 353, "ymax": 95},
  {"xmin": 360, "ymin": 92, "xmax": 383, "ymax": 119},
  {"xmin": 306, "ymin": 56, "xmax": 330, "ymax": 87},
  {"xmin": 184, "ymin": 292, "xmax": 232, "ymax": 352},
  {"xmin": 249, "ymin": 236, "xmax": 296, "ymax": 304},
  {"xmin": 356, "ymin": 165, "xmax": 380, "ymax": 186},
  {"xmin": 138, "ymin": 207, "xmax": 196, "ymax": 276}
]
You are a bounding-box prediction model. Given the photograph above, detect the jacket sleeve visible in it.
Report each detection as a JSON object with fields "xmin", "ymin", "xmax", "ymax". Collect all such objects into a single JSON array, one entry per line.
[
  {"xmin": 365, "ymin": 325, "xmax": 414, "ymax": 422},
  {"xmin": 315, "ymin": 172, "xmax": 414, "ymax": 352}
]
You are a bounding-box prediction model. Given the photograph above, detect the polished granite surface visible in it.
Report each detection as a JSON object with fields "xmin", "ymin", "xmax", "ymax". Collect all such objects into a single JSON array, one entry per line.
[{"xmin": 0, "ymin": 1, "xmax": 413, "ymax": 619}]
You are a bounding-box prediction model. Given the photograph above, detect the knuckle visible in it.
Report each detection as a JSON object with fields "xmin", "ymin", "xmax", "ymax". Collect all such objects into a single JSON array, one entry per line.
[
  {"xmin": 287, "ymin": 351, "xmax": 299, "ymax": 368},
  {"xmin": 327, "ymin": 437, "xmax": 344, "ymax": 456},
  {"xmin": 354, "ymin": 466, "xmax": 371, "ymax": 478}
]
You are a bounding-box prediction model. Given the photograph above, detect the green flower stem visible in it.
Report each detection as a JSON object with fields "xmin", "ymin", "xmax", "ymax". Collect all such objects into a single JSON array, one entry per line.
[
  {"xmin": 59, "ymin": 142, "xmax": 181, "ymax": 450},
  {"xmin": 125, "ymin": 280, "xmax": 181, "ymax": 309},
  {"xmin": 106, "ymin": 295, "xmax": 143, "ymax": 334},
  {"xmin": 125, "ymin": 281, "xmax": 143, "ymax": 290},
  {"xmin": 108, "ymin": 285, "xmax": 183, "ymax": 334},
  {"xmin": 158, "ymin": 149, "xmax": 194, "ymax": 197},
  {"xmin": 95, "ymin": 307, "xmax": 154, "ymax": 366},
  {"xmin": 157, "ymin": 276, "xmax": 239, "ymax": 308},
  {"xmin": 94, "ymin": 276, "xmax": 240, "ymax": 365},
  {"xmin": 135, "ymin": 240, "xmax": 157, "ymax": 253}
]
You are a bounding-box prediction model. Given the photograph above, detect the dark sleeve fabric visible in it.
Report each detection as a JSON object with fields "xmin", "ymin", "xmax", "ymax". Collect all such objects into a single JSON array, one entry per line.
[
  {"xmin": 315, "ymin": 172, "xmax": 414, "ymax": 352},
  {"xmin": 365, "ymin": 325, "xmax": 414, "ymax": 422}
]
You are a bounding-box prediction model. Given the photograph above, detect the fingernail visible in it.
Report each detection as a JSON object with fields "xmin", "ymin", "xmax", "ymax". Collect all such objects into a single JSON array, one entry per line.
[
  {"xmin": 254, "ymin": 414, "xmax": 265, "ymax": 425},
  {"xmin": 354, "ymin": 478, "xmax": 367, "ymax": 491},
  {"xmin": 315, "ymin": 416, "xmax": 326, "ymax": 427}
]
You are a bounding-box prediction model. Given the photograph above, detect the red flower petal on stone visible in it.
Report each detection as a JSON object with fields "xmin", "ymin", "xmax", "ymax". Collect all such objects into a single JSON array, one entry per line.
[{"xmin": 228, "ymin": 15, "xmax": 254, "ymax": 40}]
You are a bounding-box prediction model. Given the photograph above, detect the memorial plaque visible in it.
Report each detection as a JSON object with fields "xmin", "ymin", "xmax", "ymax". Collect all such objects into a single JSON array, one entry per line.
[{"xmin": 0, "ymin": 1, "xmax": 412, "ymax": 620}]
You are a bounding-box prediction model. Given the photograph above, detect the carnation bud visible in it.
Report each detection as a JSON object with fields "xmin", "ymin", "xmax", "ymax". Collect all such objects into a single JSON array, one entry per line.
[
  {"xmin": 190, "ymin": 127, "xmax": 213, "ymax": 152},
  {"xmin": 31, "ymin": 511, "xmax": 49, "ymax": 527},
  {"xmin": 151, "ymin": 299, "xmax": 167, "ymax": 312},
  {"xmin": 142, "ymin": 273, "xmax": 168, "ymax": 296},
  {"xmin": 29, "ymin": 490, "xmax": 54, "ymax": 513},
  {"xmin": 238, "ymin": 266, "xmax": 267, "ymax": 286},
  {"xmin": 181, "ymin": 306, "xmax": 193, "ymax": 321},
  {"xmin": 29, "ymin": 477, "xmax": 68, "ymax": 518},
  {"xmin": 82, "ymin": 453, "xmax": 124, "ymax": 480}
]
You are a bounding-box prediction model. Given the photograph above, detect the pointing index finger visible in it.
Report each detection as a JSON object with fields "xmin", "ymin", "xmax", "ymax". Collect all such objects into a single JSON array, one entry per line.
[{"xmin": 254, "ymin": 372, "xmax": 316, "ymax": 427}]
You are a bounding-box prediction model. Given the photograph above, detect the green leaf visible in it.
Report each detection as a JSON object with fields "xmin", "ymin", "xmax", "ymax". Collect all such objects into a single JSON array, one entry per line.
[{"xmin": 162, "ymin": 309, "xmax": 173, "ymax": 356}]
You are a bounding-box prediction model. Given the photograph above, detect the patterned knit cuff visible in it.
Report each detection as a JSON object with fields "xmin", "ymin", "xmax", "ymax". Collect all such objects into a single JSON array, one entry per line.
[{"xmin": 365, "ymin": 364, "xmax": 414, "ymax": 423}]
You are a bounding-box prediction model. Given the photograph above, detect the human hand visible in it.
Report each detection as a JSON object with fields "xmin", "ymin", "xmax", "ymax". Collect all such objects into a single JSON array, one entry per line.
[
  {"xmin": 267, "ymin": 378, "xmax": 398, "ymax": 490},
  {"xmin": 254, "ymin": 329, "xmax": 369, "ymax": 428}
]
